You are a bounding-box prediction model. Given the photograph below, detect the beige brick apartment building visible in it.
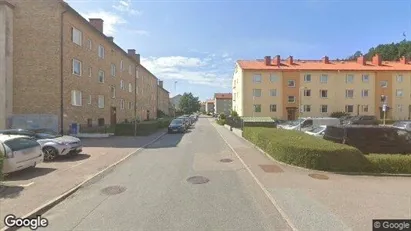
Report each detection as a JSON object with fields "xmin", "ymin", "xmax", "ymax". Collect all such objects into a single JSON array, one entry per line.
[
  {"xmin": 0, "ymin": 0, "xmax": 170, "ymax": 132},
  {"xmin": 157, "ymin": 81, "xmax": 170, "ymax": 115}
]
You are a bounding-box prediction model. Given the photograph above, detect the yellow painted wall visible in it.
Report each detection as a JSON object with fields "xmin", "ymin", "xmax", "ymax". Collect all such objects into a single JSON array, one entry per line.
[{"xmin": 391, "ymin": 72, "xmax": 411, "ymax": 120}]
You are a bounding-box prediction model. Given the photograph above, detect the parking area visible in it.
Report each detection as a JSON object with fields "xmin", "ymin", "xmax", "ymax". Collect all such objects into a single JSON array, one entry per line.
[{"xmin": 0, "ymin": 131, "xmax": 165, "ymax": 227}]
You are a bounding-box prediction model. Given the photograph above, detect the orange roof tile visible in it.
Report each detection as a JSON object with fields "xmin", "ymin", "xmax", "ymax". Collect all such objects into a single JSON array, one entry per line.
[
  {"xmin": 214, "ymin": 93, "xmax": 232, "ymax": 99},
  {"xmin": 238, "ymin": 58, "xmax": 411, "ymax": 72}
]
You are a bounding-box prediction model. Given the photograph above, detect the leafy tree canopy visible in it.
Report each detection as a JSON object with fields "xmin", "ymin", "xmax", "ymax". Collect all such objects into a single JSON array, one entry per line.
[
  {"xmin": 346, "ymin": 40, "xmax": 411, "ymax": 61},
  {"xmin": 179, "ymin": 92, "xmax": 201, "ymax": 114}
]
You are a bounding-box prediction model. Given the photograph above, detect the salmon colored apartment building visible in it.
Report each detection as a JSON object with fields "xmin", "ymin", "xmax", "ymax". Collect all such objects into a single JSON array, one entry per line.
[
  {"xmin": 232, "ymin": 55, "xmax": 411, "ymax": 120},
  {"xmin": 0, "ymin": 0, "xmax": 170, "ymax": 132}
]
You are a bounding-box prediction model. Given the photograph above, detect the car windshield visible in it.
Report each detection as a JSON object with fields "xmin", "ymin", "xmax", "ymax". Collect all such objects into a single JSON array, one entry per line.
[
  {"xmin": 393, "ymin": 122, "xmax": 407, "ymax": 128},
  {"xmin": 289, "ymin": 119, "xmax": 304, "ymax": 126},
  {"xmin": 171, "ymin": 120, "xmax": 183, "ymax": 125}
]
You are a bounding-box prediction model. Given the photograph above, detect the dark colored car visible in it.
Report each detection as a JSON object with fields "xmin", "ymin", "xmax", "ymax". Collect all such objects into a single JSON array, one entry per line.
[
  {"xmin": 168, "ymin": 119, "xmax": 186, "ymax": 133},
  {"xmin": 342, "ymin": 115, "xmax": 379, "ymax": 125},
  {"xmin": 323, "ymin": 125, "xmax": 411, "ymax": 154}
]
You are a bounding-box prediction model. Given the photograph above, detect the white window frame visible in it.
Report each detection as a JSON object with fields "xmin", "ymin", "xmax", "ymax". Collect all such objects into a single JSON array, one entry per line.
[
  {"xmin": 287, "ymin": 80, "xmax": 296, "ymax": 87},
  {"xmin": 270, "ymin": 74, "xmax": 278, "ymax": 82},
  {"xmin": 345, "ymin": 105, "xmax": 354, "ymax": 113},
  {"xmin": 320, "ymin": 90, "xmax": 328, "ymax": 98},
  {"xmin": 253, "ymin": 89, "xmax": 262, "ymax": 97},
  {"xmin": 111, "ymin": 64, "xmax": 116, "ymax": 77},
  {"xmin": 98, "ymin": 70, "xmax": 105, "ymax": 83},
  {"xmin": 304, "ymin": 74, "xmax": 311, "ymax": 82},
  {"xmin": 71, "ymin": 27, "xmax": 82, "ymax": 46},
  {"xmin": 253, "ymin": 74, "xmax": 262, "ymax": 83},
  {"xmin": 396, "ymin": 75, "xmax": 403, "ymax": 82},
  {"xmin": 320, "ymin": 105, "xmax": 328, "ymax": 113},
  {"xmin": 110, "ymin": 86, "xmax": 116, "ymax": 98},
  {"xmin": 288, "ymin": 96, "xmax": 296, "ymax": 103},
  {"xmin": 345, "ymin": 89, "xmax": 354, "ymax": 98},
  {"xmin": 120, "ymin": 80, "xmax": 124, "ymax": 90},
  {"xmin": 128, "ymin": 83, "xmax": 133, "ymax": 93},
  {"xmin": 88, "ymin": 67, "xmax": 92, "ymax": 77},
  {"xmin": 362, "ymin": 74, "xmax": 369, "ymax": 82},
  {"xmin": 345, "ymin": 74, "xmax": 354, "ymax": 83},
  {"xmin": 120, "ymin": 60, "xmax": 124, "ymax": 70},
  {"xmin": 269, "ymin": 104, "xmax": 277, "ymax": 112},
  {"xmin": 71, "ymin": 90, "xmax": 82, "ymax": 106},
  {"xmin": 87, "ymin": 39, "xmax": 92, "ymax": 50},
  {"xmin": 380, "ymin": 80, "xmax": 388, "ymax": 88},
  {"xmin": 396, "ymin": 89, "xmax": 403, "ymax": 97},
  {"xmin": 72, "ymin": 59, "xmax": 82, "ymax": 76},
  {"xmin": 361, "ymin": 89, "xmax": 369, "ymax": 97},
  {"xmin": 304, "ymin": 89, "xmax": 311, "ymax": 97},
  {"xmin": 320, "ymin": 74, "xmax": 328, "ymax": 83},
  {"xmin": 98, "ymin": 95, "xmax": 105, "ymax": 108},
  {"xmin": 269, "ymin": 89, "xmax": 277, "ymax": 97},
  {"xmin": 303, "ymin": 105, "xmax": 311, "ymax": 112},
  {"xmin": 88, "ymin": 95, "xmax": 92, "ymax": 104},
  {"xmin": 120, "ymin": 99, "xmax": 125, "ymax": 109},
  {"xmin": 98, "ymin": 45, "xmax": 105, "ymax": 59}
]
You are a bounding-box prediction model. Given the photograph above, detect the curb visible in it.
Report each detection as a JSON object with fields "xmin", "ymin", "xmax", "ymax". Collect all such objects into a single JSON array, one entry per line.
[
  {"xmin": 219, "ymin": 125, "xmax": 411, "ymax": 178},
  {"xmin": 1, "ymin": 132, "xmax": 167, "ymax": 231}
]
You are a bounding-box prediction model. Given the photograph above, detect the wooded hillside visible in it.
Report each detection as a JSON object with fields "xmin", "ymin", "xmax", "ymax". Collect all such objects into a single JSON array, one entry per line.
[{"xmin": 346, "ymin": 40, "xmax": 411, "ymax": 61}]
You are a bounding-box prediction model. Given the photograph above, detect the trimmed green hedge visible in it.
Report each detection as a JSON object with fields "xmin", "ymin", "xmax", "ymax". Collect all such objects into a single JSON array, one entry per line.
[
  {"xmin": 216, "ymin": 119, "xmax": 226, "ymax": 125},
  {"xmin": 115, "ymin": 118, "xmax": 172, "ymax": 136},
  {"xmin": 378, "ymin": 119, "xmax": 397, "ymax": 125},
  {"xmin": 243, "ymin": 127, "xmax": 411, "ymax": 174}
]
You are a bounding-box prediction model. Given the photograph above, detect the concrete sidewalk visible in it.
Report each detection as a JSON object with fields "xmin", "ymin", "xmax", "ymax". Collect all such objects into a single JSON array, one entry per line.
[
  {"xmin": 0, "ymin": 130, "xmax": 166, "ymax": 229},
  {"xmin": 212, "ymin": 122, "xmax": 411, "ymax": 231}
]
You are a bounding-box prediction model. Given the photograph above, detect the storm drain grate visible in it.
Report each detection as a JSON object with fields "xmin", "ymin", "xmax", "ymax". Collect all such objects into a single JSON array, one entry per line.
[
  {"xmin": 259, "ymin": 164, "xmax": 284, "ymax": 173},
  {"xmin": 308, "ymin": 173, "xmax": 329, "ymax": 180},
  {"xmin": 220, "ymin": 158, "xmax": 233, "ymax": 163},
  {"xmin": 186, "ymin": 176, "xmax": 210, "ymax": 184},
  {"xmin": 101, "ymin": 186, "xmax": 127, "ymax": 195}
]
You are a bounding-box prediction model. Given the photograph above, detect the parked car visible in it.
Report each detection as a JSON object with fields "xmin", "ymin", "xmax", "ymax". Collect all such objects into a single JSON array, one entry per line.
[
  {"xmin": 177, "ymin": 116, "xmax": 190, "ymax": 129},
  {"xmin": 0, "ymin": 129, "xmax": 82, "ymax": 161},
  {"xmin": 392, "ymin": 120, "xmax": 411, "ymax": 131},
  {"xmin": 339, "ymin": 116, "xmax": 353, "ymax": 124},
  {"xmin": 278, "ymin": 117, "xmax": 340, "ymax": 131},
  {"xmin": 0, "ymin": 134, "xmax": 44, "ymax": 174},
  {"xmin": 304, "ymin": 125, "xmax": 327, "ymax": 137},
  {"xmin": 342, "ymin": 115, "xmax": 379, "ymax": 125},
  {"xmin": 323, "ymin": 125, "xmax": 411, "ymax": 154},
  {"xmin": 168, "ymin": 119, "xmax": 186, "ymax": 133}
]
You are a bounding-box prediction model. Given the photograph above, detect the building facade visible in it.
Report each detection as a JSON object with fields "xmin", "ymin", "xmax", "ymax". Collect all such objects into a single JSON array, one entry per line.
[
  {"xmin": 205, "ymin": 100, "xmax": 215, "ymax": 114},
  {"xmin": 0, "ymin": 0, "xmax": 168, "ymax": 131},
  {"xmin": 157, "ymin": 81, "xmax": 170, "ymax": 116},
  {"xmin": 233, "ymin": 55, "xmax": 411, "ymax": 120},
  {"xmin": 214, "ymin": 93, "xmax": 232, "ymax": 115}
]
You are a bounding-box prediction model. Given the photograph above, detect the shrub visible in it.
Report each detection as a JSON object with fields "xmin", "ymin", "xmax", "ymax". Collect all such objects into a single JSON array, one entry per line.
[
  {"xmin": 115, "ymin": 118, "xmax": 172, "ymax": 136},
  {"xmin": 219, "ymin": 113, "xmax": 227, "ymax": 120},
  {"xmin": 231, "ymin": 110, "xmax": 239, "ymax": 118},
  {"xmin": 217, "ymin": 119, "xmax": 226, "ymax": 125},
  {"xmin": 363, "ymin": 154, "xmax": 411, "ymax": 174},
  {"xmin": 243, "ymin": 127, "xmax": 369, "ymax": 172},
  {"xmin": 330, "ymin": 111, "xmax": 350, "ymax": 118}
]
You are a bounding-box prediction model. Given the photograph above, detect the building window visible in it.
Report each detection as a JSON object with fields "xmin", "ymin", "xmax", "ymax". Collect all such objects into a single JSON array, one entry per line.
[
  {"xmin": 98, "ymin": 70, "xmax": 105, "ymax": 83},
  {"xmin": 110, "ymin": 86, "xmax": 116, "ymax": 98},
  {"xmin": 88, "ymin": 67, "xmax": 92, "ymax": 77},
  {"xmin": 345, "ymin": 105, "xmax": 354, "ymax": 113},
  {"xmin": 111, "ymin": 64, "xmax": 116, "ymax": 76},
  {"xmin": 362, "ymin": 105, "xmax": 369, "ymax": 112},
  {"xmin": 129, "ymin": 83, "xmax": 133, "ymax": 93},
  {"xmin": 304, "ymin": 74, "xmax": 311, "ymax": 82},
  {"xmin": 88, "ymin": 95, "xmax": 92, "ymax": 104},
  {"xmin": 303, "ymin": 105, "xmax": 311, "ymax": 112},
  {"xmin": 396, "ymin": 89, "xmax": 403, "ymax": 97},
  {"xmin": 287, "ymin": 80, "xmax": 296, "ymax": 87},
  {"xmin": 320, "ymin": 105, "xmax": 328, "ymax": 113},
  {"xmin": 87, "ymin": 39, "xmax": 92, "ymax": 50},
  {"xmin": 128, "ymin": 101, "xmax": 133, "ymax": 109},
  {"xmin": 253, "ymin": 74, "xmax": 262, "ymax": 83},
  {"xmin": 120, "ymin": 80, "xmax": 124, "ymax": 90},
  {"xmin": 72, "ymin": 59, "xmax": 82, "ymax": 76},
  {"xmin": 87, "ymin": 119, "xmax": 92, "ymax": 127},
  {"xmin": 304, "ymin": 89, "xmax": 311, "ymax": 97},
  {"xmin": 320, "ymin": 74, "xmax": 328, "ymax": 83},
  {"xmin": 129, "ymin": 65, "xmax": 132, "ymax": 75},
  {"xmin": 288, "ymin": 96, "xmax": 296, "ymax": 103},
  {"xmin": 397, "ymin": 104, "xmax": 403, "ymax": 112},
  {"xmin": 98, "ymin": 95, "xmax": 105, "ymax": 108},
  {"xmin": 346, "ymin": 74, "xmax": 354, "ymax": 83},
  {"xmin": 361, "ymin": 89, "xmax": 369, "ymax": 97},
  {"xmin": 270, "ymin": 74, "xmax": 278, "ymax": 82},
  {"xmin": 396, "ymin": 75, "xmax": 403, "ymax": 82},
  {"xmin": 253, "ymin": 89, "xmax": 262, "ymax": 97},
  {"xmin": 362, "ymin": 74, "xmax": 369, "ymax": 82},
  {"xmin": 269, "ymin": 104, "xmax": 277, "ymax": 112},
  {"xmin": 120, "ymin": 60, "xmax": 124, "ymax": 70},
  {"xmin": 71, "ymin": 27, "xmax": 82, "ymax": 46},
  {"xmin": 120, "ymin": 99, "xmax": 125, "ymax": 109},
  {"xmin": 98, "ymin": 45, "xmax": 105, "ymax": 59},
  {"xmin": 71, "ymin": 90, "xmax": 82, "ymax": 106},
  {"xmin": 270, "ymin": 89, "xmax": 277, "ymax": 96},
  {"xmin": 98, "ymin": 118, "xmax": 105, "ymax": 126},
  {"xmin": 253, "ymin": 104, "xmax": 261, "ymax": 112},
  {"xmin": 320, "ymin": 90, "xmax": 328, "ymax": 98},
  {"xmin": 345, "ymin": 89, "xmax": 354, "ymax": 98},
  {"xmin": 380, "ymin": 80, "xmax": 388, "ymax": 88}
]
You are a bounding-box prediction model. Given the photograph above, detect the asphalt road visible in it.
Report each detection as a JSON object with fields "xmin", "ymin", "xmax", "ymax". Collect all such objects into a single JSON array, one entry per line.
[{"xmin": 32, "ymin": 118, "xmax": 292, "ymax": 231}]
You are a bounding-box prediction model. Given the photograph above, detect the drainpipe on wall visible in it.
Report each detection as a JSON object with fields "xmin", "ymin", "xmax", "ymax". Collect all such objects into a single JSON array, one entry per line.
[{"xmin": 60, "ymin": 9, "xmax": 67, "ymax": 135}]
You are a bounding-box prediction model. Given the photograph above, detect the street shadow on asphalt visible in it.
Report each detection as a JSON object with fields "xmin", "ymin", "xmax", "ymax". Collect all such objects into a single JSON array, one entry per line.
[
  {"xmin": 53, "ymin": 153, "xmax": 91, "ymax": 162},
  {"xmin": 0, "ymin": 185, "xmax": 24, "ymax": 199},
  {"xmin": 145, "ymin": 132, "xmax": 185, "ymax": 149},
  {"xmin": 3, "ymin": 167, "xmax": 56, "ymax": 181}
]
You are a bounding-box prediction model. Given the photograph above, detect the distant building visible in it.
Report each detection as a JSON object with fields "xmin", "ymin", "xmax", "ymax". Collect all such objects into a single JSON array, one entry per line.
[
  {"xmin": 205, "ymin": 100, "xmax": 215, "ymax": 114},
  {"xmin": 157, "ymin": 81, "xmax": 170, "ymax": 116},
  {"xmin": 170, "ymin": 94, "xmax": 183, "ymax": 110},
  {"xmin": 200, "ymin": 102, "xmax": 206, "ymax": 112},
  {"xmin": 214, "ymin": 93, "xmax": 232, "ymax": 115}
]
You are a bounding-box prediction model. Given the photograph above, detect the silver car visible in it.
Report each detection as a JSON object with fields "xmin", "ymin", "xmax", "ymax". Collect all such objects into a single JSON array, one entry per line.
[
  {"xmin": 0, "ymin": 129, "xmax": 82, "ymax": 161},
  {"xmin": 392, "ymin": 121, "xmax": 411, "ymax": 132}
]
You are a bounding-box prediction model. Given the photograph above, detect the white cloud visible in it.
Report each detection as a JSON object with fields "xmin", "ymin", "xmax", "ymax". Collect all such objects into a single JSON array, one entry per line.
[
  {"xmin": 112, "ymin": 0, "xmax": 142, "ymax": 15},
  {"xmin": 141, "ymin": 55, "xmax": 233, "ymax": 88},
  {"xmin": 81, "ymin": 10, "xmax": 126, "ymax": 35}
]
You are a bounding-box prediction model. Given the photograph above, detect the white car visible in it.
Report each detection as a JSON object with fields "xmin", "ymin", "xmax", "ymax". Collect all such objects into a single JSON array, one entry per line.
[
  {"xmin": 0, "ymin": 135, "xmax": 44, "ymax": 174},
  {"xmin": 304, "ymin": 125, "xmax": 327, "ymax": 137},
  {"xmin": 392, "ymin": 121, "xmax": 411, "ymax": 132}
]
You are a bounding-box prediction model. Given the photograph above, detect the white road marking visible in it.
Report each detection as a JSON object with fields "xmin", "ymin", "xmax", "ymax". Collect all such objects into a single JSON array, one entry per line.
[
  {"xmin": 211, "ymin": 122, "xmax": 298, "ymax": 231},
  {"xmin": 19, "ymin": 182, "xmax": 34, "ymax": 187}
]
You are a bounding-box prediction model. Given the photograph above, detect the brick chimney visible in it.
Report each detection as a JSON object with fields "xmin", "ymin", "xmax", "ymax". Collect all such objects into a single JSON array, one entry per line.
[
  {"xmin": 372, "ymin": 54, "xmax": 382, "ymax": 66},
  {"xmin": 264, "ymin": 56, "xmax": 271, "ymax": 66},
  {"xmin": 107, "ymin": 36, "xmax": 114, "ymax": 42},
  {"xmin": 135, "ymin": 54, "xmax": 140, "ymax": 64},
  {"xmin": 128, "ymin": 49, "xmax": 136, "ymax": 56},
  {"xmin": 159, "ymin": 80, "xmax": 163, "ymax": 88},
  {"xmin": 287, "ymin": 56, "xmax": 294, "ymax": 65},
  {"xmin": 357, "ymin": 56, "xmax": 366, "ymax": 65},
  {"xmin": 322, "ymin": 56, "xmax": 330, "ymax": 64},
  {"xmin": 89, "ymin": 18, "xmax": 103, "ymax": 33},
  {"xmin": 400, "ymin": 56, "xmax": 408, "ymax": 64},
  {"xmin": 272, "ymin": 55, "xmax": 281, "ymax": 66}
]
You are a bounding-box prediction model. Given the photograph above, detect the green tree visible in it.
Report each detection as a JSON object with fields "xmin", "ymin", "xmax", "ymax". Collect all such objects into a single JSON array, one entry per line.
[
  {"xmin": 179, "ymin": 92, "xmax": 201, "ymax": 114},
  {"xmin": 347, "ymin": 41, "xmax": 411, "ymax": 61}
]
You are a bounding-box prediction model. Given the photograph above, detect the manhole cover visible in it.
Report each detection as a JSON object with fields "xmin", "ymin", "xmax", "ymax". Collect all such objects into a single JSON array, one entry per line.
[
  {"xmin": 101, "ymin": 186, "xmax": 127, "ymax": 195},
  {"xmin": 308, "ymin": 173, "xmax": 329, "ymax": 180},
  {"xmin": 220, "ymin": 158, "xmax": 233, "ymax": 163},
  {"xmin": 259, "ymin": 164, "xmax": 284, "ymax": 173},
  {"xmin": 186, "ymin": 176, "xmax": 210, "ymax": 184}
]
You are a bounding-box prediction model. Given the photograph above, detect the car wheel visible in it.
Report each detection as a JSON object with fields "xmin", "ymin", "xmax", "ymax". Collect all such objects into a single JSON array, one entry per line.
[{"xmin": 43, "ymin": 146, "xmax": 58, "ymax": 161}]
